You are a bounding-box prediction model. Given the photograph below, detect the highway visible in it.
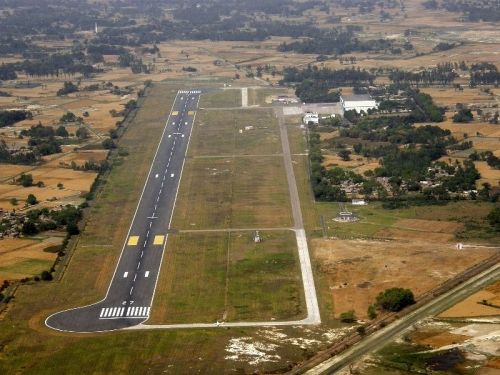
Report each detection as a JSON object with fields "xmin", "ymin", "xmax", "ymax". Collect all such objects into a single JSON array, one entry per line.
[{"xmin": 46, "ymin": 89, "xmax": 201, "ymax": 332}]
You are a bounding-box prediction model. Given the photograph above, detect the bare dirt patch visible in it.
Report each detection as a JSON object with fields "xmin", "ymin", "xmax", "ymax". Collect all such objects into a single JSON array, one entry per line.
[
  {"xmin": 439, "ymin": 281, "xmax": 500, "ymax": 318},
  {"xmin": 313, "ymin": 238, "xmax": 495, "ymax": 319}
]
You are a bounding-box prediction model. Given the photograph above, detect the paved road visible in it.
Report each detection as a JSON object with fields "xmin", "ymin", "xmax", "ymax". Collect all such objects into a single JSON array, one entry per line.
[
  {"xmin": 46, "ymin": 89, "xmax": 201, "ymax": 332},
  {"xmin": 304, "ymin": 262, "xmax": 500, "ymax": 374}
]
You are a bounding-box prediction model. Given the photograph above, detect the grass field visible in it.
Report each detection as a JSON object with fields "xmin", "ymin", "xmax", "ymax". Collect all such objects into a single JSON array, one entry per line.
[
  {"xmin": 189, "ymin": 107, "xmax": 282, "ymax": 156},
  {"xmin": 199, "ymin": 89, "xmax": 242, "ymax": 108},
  {"xmin": 247, "ymin": 87, "xmax": 292, "ymax": 107},
  {"xmin": 149, "ymin": 230, "xmax": 305, "ymax": 323},
  {"xmin": 152, "ymin": 89, "xmax": 301, "ymax": 323}
]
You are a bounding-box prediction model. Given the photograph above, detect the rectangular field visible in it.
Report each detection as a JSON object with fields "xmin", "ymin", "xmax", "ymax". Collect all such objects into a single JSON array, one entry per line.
[
  {"xmin": 171, "ymin": 156, "xmax": 292, "ymax": 229},
  {"xmin": 199, "ymin": 89, "xmax": 241, "ymax": 108},
  {"xmin": 189, "ymin": 107, "xmax": 282, "ymax": 156},
  {"xmin": 149, "ymin": 230, "xmax": 305, "ymax": 323}
]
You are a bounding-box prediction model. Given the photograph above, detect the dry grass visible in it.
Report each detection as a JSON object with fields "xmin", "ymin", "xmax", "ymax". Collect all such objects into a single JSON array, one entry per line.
[
  {"xmin": 313, "ymin": 238, "xmax": 495, "ymax": 320},
  {"xmin": 439, "ymin": 280, "xmax": 500, "ymax": 318},
  {"xmin": 0, "ymin": 237, "xmax": 61, "ymax": 283}
]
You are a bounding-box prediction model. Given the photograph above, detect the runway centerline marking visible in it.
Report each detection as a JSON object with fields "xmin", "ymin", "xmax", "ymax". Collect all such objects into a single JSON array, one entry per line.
[
  {"xmin": 145, "ymin": 271, "xmax": 150, "ymax": 277},
  {"xmin": 123, "ymin": 272, "xmax": 128, "ymax": 278}
]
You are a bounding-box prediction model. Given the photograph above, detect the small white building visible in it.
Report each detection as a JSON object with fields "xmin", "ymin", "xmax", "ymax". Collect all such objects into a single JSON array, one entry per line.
[
  {"xmin": 303, "ymin": 112, "xmax": 319, "ymax": 125},
  {"xmin": 341, "ymin": 94, "xmax": 378, "ymax": 114},
  {"xmin": 352, "ymin": 199, "xmax": 367, "ymax": 206}
]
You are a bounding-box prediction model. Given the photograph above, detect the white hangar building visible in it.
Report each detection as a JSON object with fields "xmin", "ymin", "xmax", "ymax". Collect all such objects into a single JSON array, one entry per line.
[{"xmin": 340, "ymin": 94, "xmax": 378, "ymax": 114}]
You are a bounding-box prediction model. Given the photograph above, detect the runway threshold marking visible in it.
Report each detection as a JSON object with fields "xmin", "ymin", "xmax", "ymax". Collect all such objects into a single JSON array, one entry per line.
[
  {"xmin": 127, "ymin": 236, "xmax": 139, "ymax": 246},
  {"xmin": 153, "ymin": 235, "xmax": 165, "ymax": 245}
]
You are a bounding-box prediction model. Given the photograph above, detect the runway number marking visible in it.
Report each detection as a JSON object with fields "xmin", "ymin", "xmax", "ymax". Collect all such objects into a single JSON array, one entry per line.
[
  {"xmin": 153, "ymin": 235, "xmax": 165, "ymax": 245},
  {"xmin": 127, "ymin": 236, "xmax": 139, "ymax": 246}
]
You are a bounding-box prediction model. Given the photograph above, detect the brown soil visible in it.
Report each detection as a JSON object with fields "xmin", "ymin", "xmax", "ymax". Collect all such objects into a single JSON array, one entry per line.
[{"xmin": 313, "ymin": 238, "xmax": 495, "ymax": 319}]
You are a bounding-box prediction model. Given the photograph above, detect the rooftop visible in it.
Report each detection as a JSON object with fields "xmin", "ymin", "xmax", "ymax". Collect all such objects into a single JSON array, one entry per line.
[{"xmin": 341, "ymin": 94, "xmax": 374, "ymax": 101}]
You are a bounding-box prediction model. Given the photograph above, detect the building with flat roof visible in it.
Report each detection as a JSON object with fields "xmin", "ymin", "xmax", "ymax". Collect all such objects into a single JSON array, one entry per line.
[{"xmin": 341, "ymin": 94, "xmax": 378, "ymax": 114}]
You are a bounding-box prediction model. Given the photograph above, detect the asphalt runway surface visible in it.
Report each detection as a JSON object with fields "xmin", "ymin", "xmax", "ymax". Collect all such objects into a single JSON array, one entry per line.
[{"xmin": 46, "ymin": 89, "xmax": 201, "ymax": 332}]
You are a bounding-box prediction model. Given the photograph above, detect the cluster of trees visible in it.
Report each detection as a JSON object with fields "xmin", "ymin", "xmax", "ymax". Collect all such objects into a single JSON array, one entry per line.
[
  {"xmin": 281, "ymin": 66, "xmax": 375, "ymax": 102},
  {"xmin": 309, "ymin": 132, "xmax": 347, "ymax": 201},
  {"xmin": 278, "ymin": 28, "xmax": 396, "ymax": 55},
  {"xmin": 470, "ymin": 151, "xmax": 500, "ymax": 169},
  {"xmin": 441, "ymin": 0, "xmax": 500, "ymax": 22},
  {"xmin": 0, "ymin": 110, "xmax": 32, "ymax": 128},
  {"xmin": 19, "ymin": 123, "xmax": 63, "ymax": 156},
  {"xmin": 388, "ymin": 64, "xmax": 458, "ymax": 86},
  {"xmin": 376, "ymin": 288, "xmax": 415, "ymax": 312},
  {"xmin": 0, "ymin": 140, "xmax": 38, "ymax": 165},
  {"xmin": 469, "ymin": 63, "xmax": 499, "ymax": 86},
  {"xmin": 57, "ymin": 81, "xmax": 79, "ymax": 96},
  {"xmin": 21, "ymin": 206, "xmax": 82, "ymax": 236},
  {"xmin": 453, "ymin": 108, "xmax": 474, "ymax": 123}
]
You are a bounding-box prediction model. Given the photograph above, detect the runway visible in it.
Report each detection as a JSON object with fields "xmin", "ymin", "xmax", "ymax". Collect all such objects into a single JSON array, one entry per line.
[{"xmin": 46, "ymin": 89, "xmax": 201, "ymax": 332}]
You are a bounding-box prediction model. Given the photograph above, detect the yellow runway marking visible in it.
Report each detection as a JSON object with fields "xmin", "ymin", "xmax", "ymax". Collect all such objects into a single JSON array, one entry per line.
[
  {"xmin": 188, "ymin": 111, "xmax": 195, "ymax": 116},
  {"xmin": 127, "ymin": 236, "xmax": 139, "ymax": 246},
  {"xmin": 172, "ymin": 111, "xmax": 179, "ymax": 116},
  {"xmin": 153, "ymin": 235, "xmax": 165, "ymax": 245}
]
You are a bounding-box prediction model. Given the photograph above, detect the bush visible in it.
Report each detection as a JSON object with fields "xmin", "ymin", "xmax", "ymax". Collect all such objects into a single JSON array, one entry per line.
[
  {"xmin": 376, "ymin": 288, "xmax": 415, "ymax": 312},
  {"xmin": 21, "ymin": 220, "xmax": 38, "ymax": 235},
  {"xmin": 367, "ymin": 304, "xmax": 377, "ymax": 319},
  {"xmin": 487, "ymin": 207, "xmax": 500, "ymax": 231},
  {"xmin": 26, "ymin": 193, "xmax": 38, "ymax": 205},
  {"xmin": 40, "ymin": 270, "xmax": 53, "ymax": 281},
  {"xmin": 66, "ymin": 222, "xmax": 80, "ymax": 235},
  {"xmin": 17, "ymin": 173, "xmax": 33, "ymax": 187},
  {"xmin": 339, "ymin": 310, "xmax": 357, "ymax": 323},
  {"xmin": 102, "ymin": 138, "xmax": 116, "ymax": 149},
  {"xmin": 9, "ymin": 197, "xmax": 18, "ymax": 206}
]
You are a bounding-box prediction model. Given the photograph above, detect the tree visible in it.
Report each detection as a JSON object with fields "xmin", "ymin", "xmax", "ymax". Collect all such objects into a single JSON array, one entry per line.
[
  {"xmin": 453, "ymin": 108, "xmax": 474, "ymax": 123},
  {"xmin": 338, "ymin": 149, "xmax": 351, "ymax": 161},
  {"xmin": 59, "ymin": 112, "xmax": 77, "ymax": 123},
  {"xmin": 367, "ymin": 304, "xmax": 377, "ymax": 319},
  {"xmin": 55, "ymin": 125, "xmax": 69, "ymax": 137},
  {"xmin": 21, "ymin": 220, "xmax": 38, "ymax": 235},
  {"xmin": 26, "ymin": 194, "xmax": 37, "ymax": 205},
  {"xmin": 57, "ymin": 81, "xmax": 79, "ymax": 96},
  {"xmin": 376, "ymin": 288, "xmax": 415, "ymax": 312},
  {"xmin": 102, "ymin": 138, "xmax": 116, "ymax": 149},
  {"xmin": 487, "ymin": 207, "xmax": 500, "ymax": 231},
  {"xmin": 66, "ymin": 222, "xmax": 80, "ymax": 235},
  {"xmin": 17, "ymin": 173, "xmax": 33, "ymax": 187},
  {"xmin": 339, "ymin": 310, "xmax": 356, "ymax": 323},
  {"xmin": 75, "ymin": 127, "xmax": 90, "ymax": 140},
  {"xmin": 40, "ymin": 270, "xmax": 53, "ymax": 281}
]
